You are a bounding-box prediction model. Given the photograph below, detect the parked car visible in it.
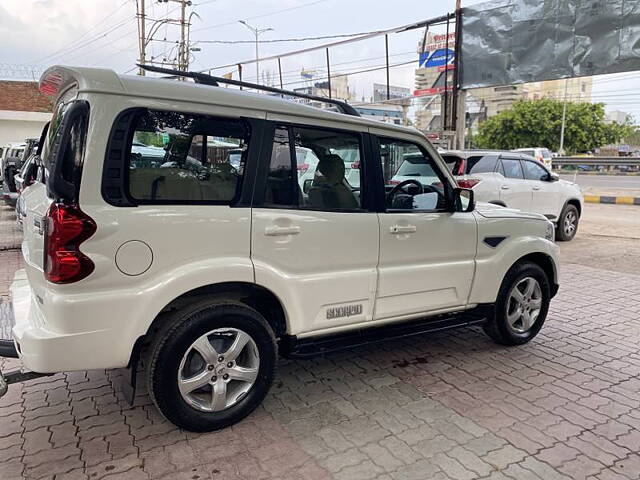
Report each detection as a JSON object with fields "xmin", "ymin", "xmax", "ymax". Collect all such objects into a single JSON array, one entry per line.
[
  {"xmin": 4, "ymin": 66, "xmax": 559, "ymax": 433},
  {"xmin": 447, "ymin": 150, "xmax": 583, "ymax": 241},
  {"xmin": 1, "ymin": 141, "xmax": 31, "ymax": 206},
  {"xmin": 513, "ymin": 147, "xmax": 553, "ymax": 169}
]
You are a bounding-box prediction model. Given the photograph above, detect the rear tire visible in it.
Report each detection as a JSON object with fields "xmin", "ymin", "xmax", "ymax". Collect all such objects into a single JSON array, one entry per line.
[
  {"xmin": 483, "ymin": 262, "xmax": 550, "ymax": 346},
  {"xmin": 556, "ymin": 204, "xmax": 579, "ymax": 241},
  {"xmin": 147, "ymin": 300, "xmax": 277, "ymax": 432}
]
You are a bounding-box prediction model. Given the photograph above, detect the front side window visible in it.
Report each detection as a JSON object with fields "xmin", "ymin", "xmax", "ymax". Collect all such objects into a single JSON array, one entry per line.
[
  {"xmin": 126, "ymin": 110, "xmax": 249, "ymax": 203},
  {"xmin": 501, "ymin": 158, "xmax": 524, "ymax": 179},
  {"xmin": 264, "ymin": 125, "xmax": 363, "ymax": 211},
  {"xmin": 522, "ymin": 160, "xmax": 548, "ymax": 181},
  {"xmin": 381, "ymin": 138, "xmax": 448, "ymax": 211}
]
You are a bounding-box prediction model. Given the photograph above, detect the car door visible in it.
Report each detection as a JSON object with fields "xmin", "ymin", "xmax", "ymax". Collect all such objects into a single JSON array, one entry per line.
[
  {"xmin": 251, "ymin": 120, "xmax": 379, "ymax": 336},
  {"xmin": 497, "ymin": 156, "xmax": 531, "ymax": 212},
  {"xmin": 373, "ymin": 131, "xmax": 477, "ymax": 321},
  {"xmin": 521, "ymin": 158, "xmax": 561, "ymax": 219}
]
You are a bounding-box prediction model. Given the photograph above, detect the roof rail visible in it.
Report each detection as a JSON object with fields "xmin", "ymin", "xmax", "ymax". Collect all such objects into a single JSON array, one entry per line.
[{"xmin": 137, "ymin": 64, "xmax": 361, "ymax": 117}]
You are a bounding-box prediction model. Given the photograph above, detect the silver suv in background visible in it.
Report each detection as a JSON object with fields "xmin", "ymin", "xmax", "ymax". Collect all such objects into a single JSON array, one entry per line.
[{"xmin": 513, "ymin": 147, "xmax": 553, "ymax": 169}]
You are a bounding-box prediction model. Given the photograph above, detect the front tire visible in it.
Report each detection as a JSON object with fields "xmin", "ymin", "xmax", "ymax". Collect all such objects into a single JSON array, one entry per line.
[
  {"xmin": 484, "ymin": 262, "xmax": 550, "ymax": 346},
  {"xmin": 556, "ymin": 204, "xmax": 579, "ymax": 241},
  {"xmin": 147, "ymin": 300, "xmax": 277, "ymax": 432}
]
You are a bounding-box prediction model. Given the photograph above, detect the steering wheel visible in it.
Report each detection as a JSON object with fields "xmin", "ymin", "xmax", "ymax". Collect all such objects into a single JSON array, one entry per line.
[{"xmin": 387, "ymin": 179, "xmax": 424, "ymax": 203}]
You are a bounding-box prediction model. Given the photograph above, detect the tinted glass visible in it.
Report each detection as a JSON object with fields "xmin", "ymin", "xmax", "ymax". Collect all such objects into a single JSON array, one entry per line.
[
  {"xmin": 127, "ymin": 110, "xmax": 248, "ymax": 203},
  {"xmin": 501, "ymin": 158, "xmax": 524, "ymax": 179},
  {"xmin": 541, "ymin": 149, "xmax": 552, "ymax": 159},
  {"xmin": 441, "ymin": 155, "xmax": 460, "ymax": 173},
  {"xmin": 522, "ymin": 160, "xmax": 548, "ymax": 181},
  {"xmin": 265, "ymin": 127, "xmax": 297, "ymax": 207},
  {"xmin": 265, "ymin": 126, "xmax": 363, "ymax": 211},
  {"xmin": 469, "ymin": 155, "xmax": 499, "ymax": 174}
]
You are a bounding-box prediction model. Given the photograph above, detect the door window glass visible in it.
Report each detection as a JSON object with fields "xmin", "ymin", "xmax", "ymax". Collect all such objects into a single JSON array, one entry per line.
[
  {"xmin": 265, "ymin": 125, "xmax": 363, "ymax": 211},
  {"xmin": 522, "ymin": 160, "xmax": 548, "ymax": 181},
  {"xmin": 380, "ymin": 137, "xmax": 448, "ymax": 211},
  {"xmin": 469, "ymin": 155, "xmax": 499, "ymax": 174},
  {"xmin": 500, "ymin": 158, "xmax": 524, "ymax": 179},
  {"xmin": 126, "ymin": 110, "xmax": 248, "ymax": 203}
]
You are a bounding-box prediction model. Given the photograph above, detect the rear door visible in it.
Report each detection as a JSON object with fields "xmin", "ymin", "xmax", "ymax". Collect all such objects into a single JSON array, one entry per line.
[
  {"xmin": 22, "ymin": 87, "xmax": 80, "ymax": 274},
  {"xmin": 251, "ymin": 120, "xmax": 379, "ymax": 336},
  {"xmin": 498, "ymin": 156, "xmax": 531, "ymax": 211}
]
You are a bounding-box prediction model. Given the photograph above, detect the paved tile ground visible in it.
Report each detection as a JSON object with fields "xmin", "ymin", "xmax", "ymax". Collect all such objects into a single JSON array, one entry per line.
[{"xmin": 1, "ymin": 204, "xmax": 639, "ymax": 480}]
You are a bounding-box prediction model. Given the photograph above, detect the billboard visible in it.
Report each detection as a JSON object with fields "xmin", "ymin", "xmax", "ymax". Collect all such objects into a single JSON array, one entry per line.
[
  {"xmin": 461, "ymin": 0, "xmax": 640, "ymax": 88},
  {"xmin": 373, "ymin": 83, "xmax": 411, "ymax": 102},
  {"xmin": 418, "ymin": 33, "xmax": 456, "ymax": 69}
]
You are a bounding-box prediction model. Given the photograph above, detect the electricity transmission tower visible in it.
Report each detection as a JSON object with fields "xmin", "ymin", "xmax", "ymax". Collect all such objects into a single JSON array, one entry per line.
[{"xmin": 136, "ymin": 0, "xmax": 198, "ymax": 75}]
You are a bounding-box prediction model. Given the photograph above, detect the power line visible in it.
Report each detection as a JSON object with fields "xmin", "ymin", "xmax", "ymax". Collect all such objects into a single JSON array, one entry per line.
[
  {"xmin": 194, "ymin": 30, "xmax": 385, "ymax": 44},
  {"xmin": 192, "ymin": 0, "xmax": 329, "ymax": 33}
]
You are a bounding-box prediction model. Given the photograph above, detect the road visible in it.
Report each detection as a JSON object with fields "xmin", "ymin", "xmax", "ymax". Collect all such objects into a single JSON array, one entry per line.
[
  {"xmin": 559, "ymin": 173, "xmax": 640, "ymax": 192},
  {"xmin": 559, "ymin": 202, "xmax": 640, "ymax": 275}
]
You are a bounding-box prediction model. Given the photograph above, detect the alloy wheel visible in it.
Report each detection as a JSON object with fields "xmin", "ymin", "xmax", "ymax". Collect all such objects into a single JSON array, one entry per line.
[
  {"xmin": 177, "ymin": 328, "xmax": 260, "ymax": 412},
  {"xmin": 506, "ymin": 277, "xmax": 543, "ymax": 333},
  {"xmin": 564, "ymin": 210, "xmax": 577, "ymax": 237}
]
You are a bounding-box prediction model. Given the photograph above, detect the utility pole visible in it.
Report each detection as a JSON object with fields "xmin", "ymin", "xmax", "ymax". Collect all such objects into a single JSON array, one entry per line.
[
  {"xmin": 239, "ymin": 20, "xmax": 273, "ymax": 84},
  {"xmin": 136, "ymin": 0, "xmax": 146, "ymax": 75},
  {"xmin": 452, "ymin": 0, "xmax": 466, "ymax": 149},
  {"xmin": 559, "ymin": 78, "xmax": 569, "ymax": 155},
  {"xmin": 179, "ymin": 0, "xmax": 187, "ymax": 71}
]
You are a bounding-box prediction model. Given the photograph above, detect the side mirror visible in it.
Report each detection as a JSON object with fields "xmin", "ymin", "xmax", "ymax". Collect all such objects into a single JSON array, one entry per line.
[
  {"xmin": 303, "ymin": 178, "xmax": 313, "ymax": 194},
  {"xmin": 454, "ymin": 187, "xmax": 475, "ymax": 213},
  {"xmin": 548, "ymin": 172, "xmax": 560, "ymax": 182},
  {"xmin": 47, "ymin": 100, "xmax": 89, "ymax": 202}
]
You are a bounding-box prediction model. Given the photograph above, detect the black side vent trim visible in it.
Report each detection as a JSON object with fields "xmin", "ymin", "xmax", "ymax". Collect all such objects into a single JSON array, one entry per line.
[{"xmin": 483, "ymin": 236, "xmax": 507, "ymax": 248}]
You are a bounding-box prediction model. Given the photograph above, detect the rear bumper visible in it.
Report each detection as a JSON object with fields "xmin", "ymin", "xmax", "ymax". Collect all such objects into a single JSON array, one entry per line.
[
  {"xmin": 10, "ymin": 269, "xmax": 131, "ymax": 373},
  {"xmin": 2, "ymin": 191, "xmax": 18, "ymax": 207}
]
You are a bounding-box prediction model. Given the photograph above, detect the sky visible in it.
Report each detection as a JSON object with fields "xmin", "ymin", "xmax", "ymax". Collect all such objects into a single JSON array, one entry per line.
[{"xmin": 0, "ymin": 0, "xmax": 639, "ymax": 121}]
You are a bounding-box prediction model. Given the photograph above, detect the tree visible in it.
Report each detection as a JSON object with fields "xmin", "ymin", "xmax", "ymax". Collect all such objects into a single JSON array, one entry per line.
[{"xmin": 474, "ymin": 98, "xmax": 634, "ymax": 154}]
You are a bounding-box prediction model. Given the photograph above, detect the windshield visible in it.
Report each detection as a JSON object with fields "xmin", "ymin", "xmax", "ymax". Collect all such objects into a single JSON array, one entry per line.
[{"xmin": 41, "ymin": 87, "xmax": 79, "ymax": 172}]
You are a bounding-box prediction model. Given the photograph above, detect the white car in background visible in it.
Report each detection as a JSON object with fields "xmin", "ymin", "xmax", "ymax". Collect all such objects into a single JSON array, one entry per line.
[
  {"xmin": 513, "ymin": 147, "xmax": 553, "ymax": 169},
  {"xmin": 447, "ymin": 150, "xmax": 583, "ymax": 241}
]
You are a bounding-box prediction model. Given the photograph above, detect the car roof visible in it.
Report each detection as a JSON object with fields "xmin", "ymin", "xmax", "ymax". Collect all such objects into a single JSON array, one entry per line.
[
  {"xmin": 40, "ymin": 65, "xmax": 421, "ymax": 139},
  {"xmin": 442, "ymin": 149, "xmax": 511, "ymax": 159}
]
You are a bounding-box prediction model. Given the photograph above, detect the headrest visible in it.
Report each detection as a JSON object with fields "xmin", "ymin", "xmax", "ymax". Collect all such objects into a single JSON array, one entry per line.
[{"xmin": 314, "ymin": 154, "xmax": 345, "ymax": 185}]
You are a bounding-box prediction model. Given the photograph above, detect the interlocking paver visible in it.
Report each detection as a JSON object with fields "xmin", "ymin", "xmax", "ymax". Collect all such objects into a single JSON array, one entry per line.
[{"xmin": 1, "ymin": 204, "xmax": 640, "ymax": 478}]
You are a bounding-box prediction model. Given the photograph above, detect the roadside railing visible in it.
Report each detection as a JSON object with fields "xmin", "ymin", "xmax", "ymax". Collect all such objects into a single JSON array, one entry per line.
[{"xmin": 553, "ymin": 157, "xmax": 640, "ymax": 167}]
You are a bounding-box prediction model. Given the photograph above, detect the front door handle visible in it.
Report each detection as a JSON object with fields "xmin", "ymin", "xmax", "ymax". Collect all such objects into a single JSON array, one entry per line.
[
  {"xmin": 265, "ymin": 225, "xmax": 301, "ymax": 236},
  {"xmin": 390, "ymin": 225, "xmax": 417, "ymax": 234},
  {"xmin": 501, "ymin": 185, "xmax": 510, "ymax": 190},
  {"xmin": 532, "ymin": 186, "xmax": 541, "ymax": 191}
]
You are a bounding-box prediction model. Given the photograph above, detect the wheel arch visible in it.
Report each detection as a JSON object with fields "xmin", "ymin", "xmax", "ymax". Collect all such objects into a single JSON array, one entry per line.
[
  {"xmin": 129, "ymin": 282, "xmax": 289, "ymax": 367},
  {"xmin": 565, "ymin": 198, "xmax": 582, "ymax": 217},
  {"xmin": 512, "ymin": 252, "xmax": 559, "ymax": 298}
]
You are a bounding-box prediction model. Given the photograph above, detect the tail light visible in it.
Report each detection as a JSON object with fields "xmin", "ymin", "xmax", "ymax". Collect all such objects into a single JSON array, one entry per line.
[
  {"xmin": 351, "ymin": 160, "xmax": 360, "ymax": 169},
  {"xmin": 297, "ymin": 163, "xmax": 310, "ymax": 175},
  {"xmin": 537, "ymin": 155, "xmax": 544, "ymax": 164},
  {"xmin": 388, "ymin": 180, "xmax": 401, "ymax": 186},
  {"xmin": 44, "ymin": 203, "xmax": 96, "ymax": 284},
  {"xmin": 457, "ymin": 178, "xmax": 481, "ymax": 189}
]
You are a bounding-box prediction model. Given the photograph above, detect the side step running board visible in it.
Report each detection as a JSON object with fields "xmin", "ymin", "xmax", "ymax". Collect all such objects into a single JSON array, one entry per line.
[{"xmin": 279, "ymin": 307, "xmax": 491, "ymax": 358}]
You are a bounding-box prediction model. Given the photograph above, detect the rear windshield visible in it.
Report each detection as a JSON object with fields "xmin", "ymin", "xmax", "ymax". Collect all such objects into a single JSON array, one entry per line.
[
  {"xmin": 518, "ymin": 149, "xmax": 535, "ymax": 157},
  {"xmin": 41, "ymin": 87, "xmax": 79, "ymax": 173},
  {"xmin": 395, "ymin": 154, "xmax": 438, "ymax": 178},
  {"xmin": 541, "ymin": 149, "xmax": 552, "ymax": 159}
]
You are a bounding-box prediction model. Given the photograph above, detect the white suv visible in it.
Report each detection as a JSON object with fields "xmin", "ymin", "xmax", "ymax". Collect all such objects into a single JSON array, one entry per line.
[
  {"xmin": 4, "ymin": 66, "xmax": 559, "ymax": 432},
  {"xmin": 513, "ymin": 147, "xmax": 553, "ymax": 169},
  {"xmin": 449, "ymin": 151, "xmax": 583, "ymax": 241}
]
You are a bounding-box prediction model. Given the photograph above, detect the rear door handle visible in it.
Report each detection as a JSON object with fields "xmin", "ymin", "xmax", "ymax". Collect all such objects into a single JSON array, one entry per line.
[
  {"xmin": 532, "ymin": 186, "xmax": 541, "ymax": 191},
  {"xmin": 390, "ymin": 225, "xmax": 417, "ymax": 234},
  {"xmin": 265, "ymin": 225, "xmax": 301, "ymax": 236},
  {"xmin": 501, "ymin": 185, "xmax": 510, "ymax": 190}
]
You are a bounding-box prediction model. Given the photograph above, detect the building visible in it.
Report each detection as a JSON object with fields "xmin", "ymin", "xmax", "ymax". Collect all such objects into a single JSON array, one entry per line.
[
  {"xmin": 605, "ymin": 110, "xmax": 632, "ymax": 124},
  {"xmin": 354, "ymin": 104, "xmax": 405, "ymax": 125},
  {"xmin": 0, "ymin": 80, "xmax": 51, "ymax": 146},
  {"xmin": 292, "ymin": 74, "xmax": 353, "ymax": 109}
]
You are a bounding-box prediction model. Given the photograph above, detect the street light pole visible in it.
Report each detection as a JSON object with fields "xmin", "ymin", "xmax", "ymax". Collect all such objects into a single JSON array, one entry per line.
[
  {"xmin": 559, "ymin": 78, "xmax": 569, "ymax": 155},
  {"xmin": 239, "ymin": 20, "xmax": 273, "ymax": 84}
]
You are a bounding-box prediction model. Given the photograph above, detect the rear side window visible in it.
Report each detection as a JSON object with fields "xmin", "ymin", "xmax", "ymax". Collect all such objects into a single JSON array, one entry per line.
[
  {"xmin": 263, "ymin": 125, "xmax": 363, "ymax": 211},
  {"xmin": 469, "ymin": 155, "xmax": 498, "ymax": 174},
  {"xmin": 126, "ymin": 110, "xmax": 249, "ymax": 203},
  {"xmin": 501, "ymin": 158, "xmax": 524, "ymax": 179}
]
